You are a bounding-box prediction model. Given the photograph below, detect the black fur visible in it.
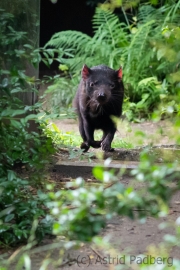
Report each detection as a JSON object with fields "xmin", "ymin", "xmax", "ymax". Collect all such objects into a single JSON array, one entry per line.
[{"xmin": 73, "ymin": 64, "xmax": 124, "ymax": 152}]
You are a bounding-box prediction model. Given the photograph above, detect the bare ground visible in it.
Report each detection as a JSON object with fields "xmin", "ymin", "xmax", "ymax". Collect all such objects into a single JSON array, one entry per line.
[{"xmin": 53, "ymin": 118, "xmax": 176, "ymax": 147}]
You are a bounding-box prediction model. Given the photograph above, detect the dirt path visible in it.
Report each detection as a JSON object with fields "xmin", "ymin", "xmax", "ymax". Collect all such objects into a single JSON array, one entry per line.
[{"xmin": 53, "ymin": 118, "xmax": 176, "ymax": 147}]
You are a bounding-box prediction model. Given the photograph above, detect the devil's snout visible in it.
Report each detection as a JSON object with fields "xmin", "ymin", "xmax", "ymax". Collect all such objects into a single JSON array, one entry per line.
[{"xmin": 97, "ymin": 92, "xmax": 108, "ymax": 103}]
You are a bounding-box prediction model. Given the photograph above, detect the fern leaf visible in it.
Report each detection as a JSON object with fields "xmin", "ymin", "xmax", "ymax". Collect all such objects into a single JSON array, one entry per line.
[{"xmin": 45, "ymin": 30, "xmax": 91, "ymax": 54}]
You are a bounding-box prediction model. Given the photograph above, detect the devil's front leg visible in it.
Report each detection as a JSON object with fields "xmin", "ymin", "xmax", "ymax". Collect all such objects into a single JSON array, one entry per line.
[
  {"xmin": 80, "ymin": 116, "xmax": 101, "ymax": 151},
  {"xmin": 101, "ymin": 125, "xmax": 116, "ymax": 152}
]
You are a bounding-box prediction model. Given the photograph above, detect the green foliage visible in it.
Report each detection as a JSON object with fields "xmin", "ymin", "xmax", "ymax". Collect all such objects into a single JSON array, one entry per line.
[
  {"xmin": 0, "ymin": 9, "xmax": 55, "ymax": 246},
  {"xmin": 46, "ymin": 3, "xmax": 180, "ymax": 120},
  {"xmin": 0, "ymin": 172, "xmax": 52, "ymax": 246},
  {"xmin": 42, "ymin": 122, "xmax": 77, "ymax": 147},
  {"xmin": 44, "ymin": 75, "xmax": 78, "ymax": 112},
  {"xmin": 49, "ymin": 152, "xmax": 177, "ymax": 242}
]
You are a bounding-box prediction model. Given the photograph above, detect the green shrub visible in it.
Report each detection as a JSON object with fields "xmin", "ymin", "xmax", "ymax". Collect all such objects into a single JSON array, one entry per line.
[
  {"xmin": 49, "ymin": 151, "xmax": 177, "ymax": 241},
  {"xmin": 0, "ymin": 9, "xmax": 55, "ymax": 246}
]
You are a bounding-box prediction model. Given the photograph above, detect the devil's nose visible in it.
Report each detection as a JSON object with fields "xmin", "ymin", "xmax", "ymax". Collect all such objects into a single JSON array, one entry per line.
[
  {"xmin": 98, "ymin": 93, "xmax": 105, "ymax": 97},
  {"xmin": 97, "ymin": 92, "xmax": 107, "ymax": 102}
]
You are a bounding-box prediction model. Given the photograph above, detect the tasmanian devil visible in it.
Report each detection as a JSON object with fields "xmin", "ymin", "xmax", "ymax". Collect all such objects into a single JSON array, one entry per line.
[{"xmin": 73, "ymin": 64, "xmax": 124, "ymax": 152}]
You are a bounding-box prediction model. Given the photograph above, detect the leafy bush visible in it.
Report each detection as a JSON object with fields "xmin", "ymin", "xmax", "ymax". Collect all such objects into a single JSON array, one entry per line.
[
  {"xmin": 44, "ymin": 75, "xmax": 78, "ymax": 113},
  {"xmin": 49, "ymin": 152, "xmax": 177, "ymax": 242},
  {"xmin": 0, "ymin": 171, "xmax": 52, "ymax": 246},
  {"xmin": 0, "ymin": 9, "xmax": 55, "ymax": 246}
]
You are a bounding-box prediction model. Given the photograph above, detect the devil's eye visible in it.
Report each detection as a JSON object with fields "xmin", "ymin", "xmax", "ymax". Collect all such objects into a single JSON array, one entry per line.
[
  {"xmin": 90, "ymin": 81, "xmax": 98, "ymax": 87},
  {"xmin": 110, "ymin": 83, "xmax": 115, "ymax": 89}
]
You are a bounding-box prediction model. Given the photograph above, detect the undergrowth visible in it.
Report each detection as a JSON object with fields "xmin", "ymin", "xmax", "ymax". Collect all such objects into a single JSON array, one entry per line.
[{"xmin": 0, "ymin": 9, "xmax": 55, "ymax": 247}]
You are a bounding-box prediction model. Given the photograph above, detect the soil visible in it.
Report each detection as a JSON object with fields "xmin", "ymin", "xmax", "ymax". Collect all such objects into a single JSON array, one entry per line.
[{"xmin": 7, "ymin": 120, "xmax": 180, "ymax": 270}]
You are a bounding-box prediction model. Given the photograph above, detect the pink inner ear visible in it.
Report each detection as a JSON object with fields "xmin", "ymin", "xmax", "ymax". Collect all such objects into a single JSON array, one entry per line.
[
  {"xmin": 82, "ymin": 64, "xmax": 90, "ymax": 79},
  {"xmin": 117, "ymin": 67, "xmax": 123, "ymax": 79}
]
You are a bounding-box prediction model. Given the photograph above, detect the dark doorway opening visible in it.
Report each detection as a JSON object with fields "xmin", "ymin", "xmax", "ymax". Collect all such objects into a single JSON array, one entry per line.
[{"xmin": 40, "ymin": 0, "xmax": 94, "ymax": 75}]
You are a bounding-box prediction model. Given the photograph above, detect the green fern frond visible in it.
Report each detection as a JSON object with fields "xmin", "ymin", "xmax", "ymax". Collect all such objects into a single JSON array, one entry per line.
[
  {"xmin": 45, "ymin": 30, "xmax": 91, "ymax": 54},
  {"xmin": 92, "ymin": 7, "xmax": 119, "ymax": 31},
  {"xmin": 138, "ymin": 5, "xmax": 156, "ymax": 23},
  {"xmin": 92, "ymin": 8, "xmax": 129, "ymax": 49},
  {"xmin": 138, "ymin": 3, "xmax": 180, "ymax": 26}
]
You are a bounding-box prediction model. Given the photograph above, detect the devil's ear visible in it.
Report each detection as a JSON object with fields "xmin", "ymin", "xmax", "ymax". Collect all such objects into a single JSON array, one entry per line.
[
  {"xmin": 116, "ymin": 66, "xmax": 123, "ymax": 80},
  {"xmin": 82, "ymin": 64, "xmax": 91, "ymax": 80}
]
